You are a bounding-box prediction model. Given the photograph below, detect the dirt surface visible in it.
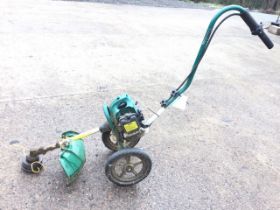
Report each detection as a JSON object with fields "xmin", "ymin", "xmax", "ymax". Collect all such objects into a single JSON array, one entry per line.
[
  {"xmin": 0, "ymin": 0, "xmax": 280, "ymax": 210},
  {"xmin": 63, "ymin": 0, "xmax": 209, "ymax": 8}
]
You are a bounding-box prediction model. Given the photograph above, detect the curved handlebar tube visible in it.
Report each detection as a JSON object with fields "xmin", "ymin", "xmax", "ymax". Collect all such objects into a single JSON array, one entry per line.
[{"xmin": 161, "ymin": 5, "xmax": 274, "ymax": 108}]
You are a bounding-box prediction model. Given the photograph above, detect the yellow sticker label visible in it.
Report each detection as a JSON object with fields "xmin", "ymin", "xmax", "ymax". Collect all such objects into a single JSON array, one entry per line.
[{"xmin": 124, "ymin": 121, "xmax": 139, "ymax": 133}]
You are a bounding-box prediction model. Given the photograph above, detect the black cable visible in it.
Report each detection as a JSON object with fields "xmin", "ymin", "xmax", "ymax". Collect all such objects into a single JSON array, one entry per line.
[{"xmin": 204, "ymin": 13, "xmax": 240, "ymax": 54}]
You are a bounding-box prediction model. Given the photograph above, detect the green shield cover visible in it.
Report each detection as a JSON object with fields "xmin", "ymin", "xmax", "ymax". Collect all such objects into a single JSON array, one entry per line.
[{"xmin": 59, "ymin": 131, "xmax": 86, "ymax": 184}]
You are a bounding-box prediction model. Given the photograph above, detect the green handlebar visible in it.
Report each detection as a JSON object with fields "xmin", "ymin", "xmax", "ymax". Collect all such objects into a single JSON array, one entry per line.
[{"xmin": 161, "ymin": 5, "xmax": 272, "ymax": 108}]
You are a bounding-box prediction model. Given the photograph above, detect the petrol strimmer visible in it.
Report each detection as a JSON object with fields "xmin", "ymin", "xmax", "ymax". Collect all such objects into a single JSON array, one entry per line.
[{"xmin": 21, "ymin": 5, "xmax": 274, "ymax": 186}]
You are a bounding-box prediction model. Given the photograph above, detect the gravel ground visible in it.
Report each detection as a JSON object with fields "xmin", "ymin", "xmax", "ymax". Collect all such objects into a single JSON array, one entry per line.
[
  {"xmin": 0, "ymin": 0, "xmax": 279, "ymax": 210},
  {"xmin": 63, "ymin": 0, "xmax": 209, "ymax": 8}
]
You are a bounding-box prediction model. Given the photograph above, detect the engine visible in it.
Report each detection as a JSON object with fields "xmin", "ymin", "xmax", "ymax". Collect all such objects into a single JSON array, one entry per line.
[{"xmin": 103, "ymin": 93, "xmax": 146, "ymax": 143}]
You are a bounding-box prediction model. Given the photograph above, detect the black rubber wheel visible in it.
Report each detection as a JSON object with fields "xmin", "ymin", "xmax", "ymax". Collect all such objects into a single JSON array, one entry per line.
[
  {"xmin": 102, "ymin": 131, "xmax": 141, "ymax": 151},
  {"xmin": 105, "ymin": 148, "xmax": 152, "ymax": 186}
]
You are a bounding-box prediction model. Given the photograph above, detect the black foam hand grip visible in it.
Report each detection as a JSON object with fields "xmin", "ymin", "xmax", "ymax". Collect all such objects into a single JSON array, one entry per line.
[
  {"xmin": 258, "ymin": 30, "xmax": 274, "ymax": 49},
  {"xmin": 240, "ymin": 11, "xmax": 274, "ymax": 49}
]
